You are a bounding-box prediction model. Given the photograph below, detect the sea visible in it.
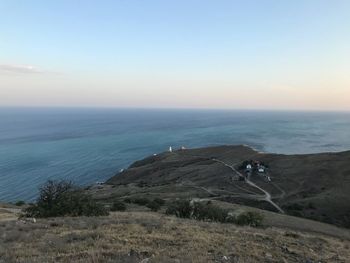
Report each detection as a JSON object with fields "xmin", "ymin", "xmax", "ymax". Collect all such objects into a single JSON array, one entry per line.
[{"xmin": 1, "ymin": 107, "xmax": 350, "ymax": 202}]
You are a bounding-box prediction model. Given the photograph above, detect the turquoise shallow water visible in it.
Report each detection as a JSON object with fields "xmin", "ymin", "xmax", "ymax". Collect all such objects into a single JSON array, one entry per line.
[{"xmin": 0, "ymin": 108, "xmax": 350, "ymax": 202}]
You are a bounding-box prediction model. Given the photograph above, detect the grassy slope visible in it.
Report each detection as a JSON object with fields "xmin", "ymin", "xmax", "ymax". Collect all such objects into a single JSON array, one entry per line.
[
  {"xmin": 1, "ymin": 210, "xmax": 350, "ymax": 263},
  {"xmin": 256, "ymin": 150, "xmax": 350, "ymax": 227},
  {"xmin": 105, "ymin": 145, "xmax": 350, "ymax": 228},
  {"xmin": 2, "ymin": 145, "xmax": 350, "ymax": 262}
]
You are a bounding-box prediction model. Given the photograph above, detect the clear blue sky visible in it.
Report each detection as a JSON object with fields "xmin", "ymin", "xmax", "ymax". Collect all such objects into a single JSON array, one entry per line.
[{"xmin": 0, "ymin": 0, "xmax": 349, "ymax": 110}]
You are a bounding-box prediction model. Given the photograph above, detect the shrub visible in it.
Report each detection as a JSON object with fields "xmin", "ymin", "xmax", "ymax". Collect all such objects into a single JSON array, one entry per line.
[
  {"xmin": 153, "ymin": 198, "xmax": 165, "ymax": 206},
  {"xmin": 286, "ymin": 203, "xmax": 304, "ymax": 211},
  {"xmin": 166, "ymin": 200, "xmax": 192, "ymax": 218},
  {"xmin": 132, "ymin": 197, "xmax": 150, "ymax": 206},
  {"xmin": 166, "ymin": 200, "xmax": 263, "ymax": 227},
  {"xmin": 15, "ymin": 201, "xmax": 25, "ymax": 206},
  {"xmin": 146, "ymin": 201, "xmax": 162, "ymax": 212},
  {"xmin": 24, "ymin": 180, "xmax": 109, "ymax": 218},
  {"xmin": 123, "ymin": 197, "xmax": 153, "ymax": 206},
  {"xmin": 110, "ymin": 201, "xmax": 126, "ymax": 211},
  {"xmin": 308, "ymin": 202, "xmax": 316, "ymax": 209},
  {"xmin": 136, "ymin": 181, "xmax": 149, "ymax": 187},
  {"xmin": 124, "ymin": 197, "xmax": 131, "ymax": 203},
  {"xmin": 192, "ymin": 202, "xmax": 228, "ymax": 223},
  {"xmin": 234, "ymin": 211, "xmax": 264, "ymax": 227},
  {"xmin": 166, "ymin": 200, "xmax": 228, "ymax": 222}
]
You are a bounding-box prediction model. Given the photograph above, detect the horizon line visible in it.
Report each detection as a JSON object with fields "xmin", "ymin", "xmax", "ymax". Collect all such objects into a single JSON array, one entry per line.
[{"xmin": 0, "ymin": 105, "xmax": 350, "ymax": 113}]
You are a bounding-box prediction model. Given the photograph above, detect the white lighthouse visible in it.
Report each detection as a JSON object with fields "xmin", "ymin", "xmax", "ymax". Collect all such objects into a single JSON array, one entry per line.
[{"xmin": 169, "ymin": 146, "xmax": 173, "ymax": 152}]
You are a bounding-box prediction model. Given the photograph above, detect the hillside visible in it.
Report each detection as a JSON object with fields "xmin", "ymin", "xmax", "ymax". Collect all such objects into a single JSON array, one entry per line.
[
  {"xmin": 2, "ymin": 145, "xmax": 350, "ymax": 262},
  {"xmin": 1, "ymin": 209, "xmax": 350, "ymax": 263},
  {"xmin": 104, "ymin": 145, "xmax": 350, "ymax": 228}
]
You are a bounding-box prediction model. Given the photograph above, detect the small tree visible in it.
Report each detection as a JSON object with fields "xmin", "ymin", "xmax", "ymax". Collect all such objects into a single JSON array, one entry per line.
[
  {"xmin": 153, "ymin": 198, "xmax": 165, "ymax": 206},
  {"xmin": 24, "ymin": 180, "xmax": 108, "ymax": 218},
  {"xmin": 166, "ymin": 200, "xmax": 192, "ymax": 218},
  {"xmin": 15, "ymin": 200, "xmax": 25, "ymax": 206},
  {"xmin": 111, "ymin": 200, "xmax": 126, "ymax": 211},
  {"xmin": 132, "ymin": 197, "xmax": 150, "ymax": 206},
  {"xmin": 192, "ymin": 202, "xmax": 228, "ymax": 222},
  {"xmin": 124, "ymin": 197, "xmax": 132, "ymax": 203},
  {"xmin": 146, "ymin": 200, "xmax": 162, "ymax": 211},
  {"xmin": 234, "ymin": 211, "xmax": 264, "ymax": 227},
  {"xmin": 166, "ymin": 200, "xmax": 229, "ymax": 222}
]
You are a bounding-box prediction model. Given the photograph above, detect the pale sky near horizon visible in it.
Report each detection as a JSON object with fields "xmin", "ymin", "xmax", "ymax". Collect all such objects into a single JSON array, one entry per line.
[{"xmin": 0, "ymin": 0, "xmax": 349, "ymax": 110}]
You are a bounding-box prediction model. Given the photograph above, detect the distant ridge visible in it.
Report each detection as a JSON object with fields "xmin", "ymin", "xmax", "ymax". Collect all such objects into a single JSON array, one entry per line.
[{"xmin": 105, "ymin": 145, "xmax": 350, "ymax": 228}]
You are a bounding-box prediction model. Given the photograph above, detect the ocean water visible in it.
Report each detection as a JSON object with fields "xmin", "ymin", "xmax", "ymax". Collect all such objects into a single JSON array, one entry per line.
[{"xmin": 0, "ymin": 107, "xmax": 350, "ymax": 202}]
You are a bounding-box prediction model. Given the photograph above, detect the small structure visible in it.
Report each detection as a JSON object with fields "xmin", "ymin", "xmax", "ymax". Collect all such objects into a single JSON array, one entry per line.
[
  {"xmin": 258, "ymin": 167, "xmax": 265, "ymax": 173},
  {"xmin": 169, "ymin": 146, "xmax": 173, "ymax": 152},
  {"xmin": 246, "ymin": 164, "xmax": 252, "ymax": 170},
  {"xmin": 181, "ymin": 146, "xmax": 186, "ymax": 150}
]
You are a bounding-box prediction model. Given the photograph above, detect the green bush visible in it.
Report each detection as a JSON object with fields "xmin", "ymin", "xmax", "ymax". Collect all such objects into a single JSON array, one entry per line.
[
  {"xmin": 153, "ymin": 198, "xmax": 166, "ymax": 206},
  {"xmin": 166, "ymin": 200, "xmax": 228, "ymax": 222},
  {"xmin": 110, "ymin": 201, "xmax": 126, "ymax": 211},
  {"xmin": 192, "ymin": 202, "xmax": 228, "ymax": 223},
  {"xmin": 146, "ymin": 200, "xmax": 162, "ymax": 211},
  {"xmin": 15, "ymin": 200, "xmax": 25, "ymax": 206},
  {"xmin": 124, "ymin": 197, "xmax": 132, "ymax": 203},
  {"xmin": 234, "ymin": 211, "xmax": 264, "ymax": 227},
  {"xmin": 166, "ymin": 200, "xmax": 193, "ymax": 218},
  {"xmin": 131, "ymin": 197, "xmax": 150, "ymax": 206},
  {"xmin": 24, "ymin": 180, "xmax": 109, "ymax": 218},
  {"xmin": 123, "ymin": 197, "xmax": 152, "ymax": 206},
  {"xmin": 145, "ymin": 198, "xmax": 165, "ymax": 211},
  {"xmin": 166, "ymin": 200, "xmax": 264, "ymax": 227}
]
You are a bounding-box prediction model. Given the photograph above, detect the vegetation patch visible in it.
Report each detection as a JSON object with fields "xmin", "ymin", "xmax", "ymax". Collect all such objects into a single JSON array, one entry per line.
[
  {"xmin": 166, "ymin": 200, "xmax": 264, "ymax": 226},
  {"xmin": 146, "ymin": 200, "xmax": 162, "ymax": 211},
  {"xmin": 233, "ymin": 211, "xmax": 264, "ymax": 227},
  {"xmin": 125, "ymin": 197, "xmax": 150, "ymax": 206},
  {"xmin": 24, "ymin": 180, "xmax": 109, "ymax": 218},
  {"xmin": 110, "ymin": 201, "xmax": 126, "ymax": 212},
  {"xmin": 14, "ymin": 200, "xmax": 25, "ymax": 206},
  {"xmin": 153, "ymin": 198, "xmax": 166, "ymax": 206},
  {"xmin": 124, "ymin": 197, "xmax": 166, "ymax": 211}
]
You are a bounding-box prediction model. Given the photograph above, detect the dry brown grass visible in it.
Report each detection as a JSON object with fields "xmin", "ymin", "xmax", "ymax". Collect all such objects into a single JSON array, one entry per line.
[
  {"xmin": 0, "ymin": 208, "xmax": 20, "ymax": 222},
  {"xmin": 1, "ymin": 211, "xmax": 349, "ymax": 263}
]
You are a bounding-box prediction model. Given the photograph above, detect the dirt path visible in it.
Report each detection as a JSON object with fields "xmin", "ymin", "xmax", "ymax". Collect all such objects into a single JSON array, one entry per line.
[
  {"xmin": 212, "ymin": 158, "xmax": 285, "ymax": 214},
  {"xmin": 271, "ymin": 182, "xmax": 286, "ymax": 199},
  {"xmin": 0, "ymin": 207, "xmax": 21, "ymax": 222},
  {"xmin": 176, "ymin": 151, "xmax": 285, "ymax": 213}
]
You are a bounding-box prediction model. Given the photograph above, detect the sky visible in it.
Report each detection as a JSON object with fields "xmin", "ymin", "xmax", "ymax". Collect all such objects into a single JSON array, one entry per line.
[{"xmin": 0, "ymin": 0, "xmax": 349, "ymax": 110}]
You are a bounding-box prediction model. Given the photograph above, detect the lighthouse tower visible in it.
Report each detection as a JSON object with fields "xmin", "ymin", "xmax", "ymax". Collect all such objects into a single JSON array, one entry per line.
[{"xmin": 169, "ymin": 146, "xmax": 172, "ymax": 152}]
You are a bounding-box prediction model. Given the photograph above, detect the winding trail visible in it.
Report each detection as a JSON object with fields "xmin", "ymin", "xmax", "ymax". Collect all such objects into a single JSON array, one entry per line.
[
  {"xmin": 176, "ymin": 151, "xmax": 285, "ymax": 214},
  {"xmin": 212, "ymin": 158, "xmax": 284, "ymax": 213},
  {"xmin": 272, "ymin": 182, "xmax": 286, "ymax": 199}
]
